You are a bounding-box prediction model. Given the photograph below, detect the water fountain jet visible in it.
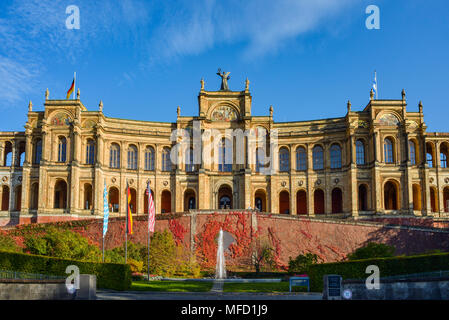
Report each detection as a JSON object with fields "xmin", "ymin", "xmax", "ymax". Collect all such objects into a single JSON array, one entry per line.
[{"xmin": 215, "ymin": 229, "xmax": 226, "ymax": 279}]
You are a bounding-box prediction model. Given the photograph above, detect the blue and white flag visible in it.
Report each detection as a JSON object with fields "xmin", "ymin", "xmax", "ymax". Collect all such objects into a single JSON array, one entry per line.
[
  {"xmin": 103, "ymin": 183, "xmax": 109, "ymax": 237},
  {"xmin": 372, "ymin": 71, "xmax": 378, "ymax": 99}
]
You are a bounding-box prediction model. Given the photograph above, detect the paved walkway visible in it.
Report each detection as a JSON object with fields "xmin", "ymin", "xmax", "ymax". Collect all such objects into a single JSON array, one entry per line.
[{"xmin": 96, "ymin": 290, "xmax": 322, "ymax": 300}]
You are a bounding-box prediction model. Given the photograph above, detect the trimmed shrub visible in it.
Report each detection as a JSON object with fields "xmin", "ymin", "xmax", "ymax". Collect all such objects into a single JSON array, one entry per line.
[
  {"xmin": 0, "ymin": 250, "xmax": 132, "ymax": 291},
  {"xmin": 288, "ymin": 253, "xmax": 318, "ymax": 273},
  {"xmin": 347, "ymin": 242, "xmax": 395, "ymax": 260},
  {"xmin": 23, "ymin": 226, "xmax": 101, "ymax": 262},
  {"xmin": 306, "ymin": 252, "xmax": 449, "ymax": 292}
]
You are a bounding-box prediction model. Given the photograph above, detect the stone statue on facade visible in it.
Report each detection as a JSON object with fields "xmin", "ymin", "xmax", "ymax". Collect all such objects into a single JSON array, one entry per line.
[{"xmin": 217, "ymin": 68, "xmax": 230, "ymax": 91}]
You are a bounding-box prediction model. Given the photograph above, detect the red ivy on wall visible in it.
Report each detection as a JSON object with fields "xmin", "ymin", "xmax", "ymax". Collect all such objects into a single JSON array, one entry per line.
[
  {"xmin": 267, "ymin": 226, "xmax": 284, "ymax": 270},
  {"xmin": 168, "ymin": 218, "xmax": 187, "ymax": 245},
  {"xmin": 194, "ymin": 211, "xmax": 261, "ymax": 269}
]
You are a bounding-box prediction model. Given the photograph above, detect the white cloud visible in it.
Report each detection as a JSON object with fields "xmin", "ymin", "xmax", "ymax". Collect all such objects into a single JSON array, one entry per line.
[
  {"xmin": 150, "ymin": 0, "xmax": 358, "ymax": 60},
  {"xmin": 0, "ymin": 56, "xmax": 38, "ymax": 104}
]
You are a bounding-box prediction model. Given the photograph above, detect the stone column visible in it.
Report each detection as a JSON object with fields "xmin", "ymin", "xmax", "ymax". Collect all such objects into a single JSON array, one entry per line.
[
  {"xmin": 94, "ymin": 129, "xmax": 104, "ymax": 216},
  {"xmin": 324, "ymin": 142, "xmax": 331, "ymax": 214},
  {"xmin": 244, "ymin": 170, "xmax": 251, "ymax": 209},
  {"xmin": 307, "ymin": 143, "xmax": 315, "ymax": 216},
  {"xmin": 289, "ymin": 146, "xmax": 296, "ymax": 215},
  {"xmin": 372, "ymin": 131, "xmax": 382, "ymax": 213},
  {"xmin": 348, "ymin": 134, "xmax": 358, "ymax": 218},
  {"xmin": 70, "ymin": 128, "xmax": 81, "ymax": 213},
  {"xmin": 38, "ymin": 125, "xmax": 49, "ymax": 214},
  {"xmin": 435, "ymin": 142, "xmax": 444, "ymax": 215},
  {"xmin": 24, "ymin": 130, "xmax": 33, "ymax": 165},
  {"xmin": 11, "ymin": 141, "xmax": 17, "ymax": 167}
]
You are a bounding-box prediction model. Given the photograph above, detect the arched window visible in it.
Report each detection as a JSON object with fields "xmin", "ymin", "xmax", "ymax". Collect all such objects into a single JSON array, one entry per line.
[
  {"xmin": 57, "ymin": 137, "xmax": 67, "ymax": 162},
  {"xmin": 4, "ymin": 141, "xmax": 12, "ymax": 166},
  {"xmin": 313, "ymin": 145, "xmax": 324, "ymax": 170},
  {"xmin": 218, "ymin": 138, "xmax": 232, "ymax": 172},
  {"xmin": 356, "ymin": 140, "xmax": 365, "ymax": 165},
  {"xmin": 109, "ymin": 143, "xmax": 120, "ymax": 168},
  {"xmin": 440, "ymin": 143, "xmax": 448, "ymax": 168},
  {"xmin": 144, "ymin": 147, "xmax": 155, "ymax": 171},
  {"xmin": 279, "ymin": 147, "xmax": 290, "ymax": 172},
  {"xmin": 18, "ymin": 142, "xmax": 25, "ymax": 167},
  {"xmin": 127, "ymin": 145, "xmax": 138, "ymax": 170},
  {"xmin": 85, "ymin": 140, "xmax": 95, "ymax": 165},
  {"xmin": 185, "ymin": 148, "xmax": 195, "ymax": 172},
  {"xmin": 33, "ymin": 139, "xmax": 42, "ymax": 165},
  {"xmin": 162, "ymin": 148, "xmax": 171, "ymax": 172},
  {"xmin": 330, "ymin": 144, "xmax": 342, "ymax": 169},
  {"xmin": 426, "ymin": 142, "xmax": 434, "ymax": 168},
  {"xmin": 384, "ymin": 138, "xmax": 394, "ymax": 163},
  {"xmin": 296, "ymin": 147, "xmax": 307, "ymax": 171},
  {"xmin": 409, "ymin": 140, "xmax": 416, "ymax": 165}
]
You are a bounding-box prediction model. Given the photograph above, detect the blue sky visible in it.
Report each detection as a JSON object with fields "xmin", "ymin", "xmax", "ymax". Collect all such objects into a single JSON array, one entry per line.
[{"xmin": 0, "ymin": 0, "xmax": 448, "ymax": 132}]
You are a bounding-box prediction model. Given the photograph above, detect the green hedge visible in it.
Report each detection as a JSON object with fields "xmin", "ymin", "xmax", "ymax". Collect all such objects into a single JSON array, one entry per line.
[
  {"xmin": 306, "ymin": 252, "xmax": 449, "ymax": 292},
  {"xmin": 0, "ymin": 251, "xmax": 132, "ymax": 291}
]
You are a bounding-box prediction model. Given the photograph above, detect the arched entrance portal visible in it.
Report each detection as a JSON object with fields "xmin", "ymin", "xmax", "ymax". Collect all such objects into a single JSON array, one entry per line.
[
  {"xmin": 108, "ymin": 187, "xmax": 119, "ymax": 212},
  {"xmin": 279, "ymin": 190, "xmax": 290, "ymax": 214},
  {"xmin": 430, "ymin": 187, "xmax": 438, "ymax": 213},
  {"xmin": 161, "ymin": 190, "xmax": 171, "ymax": 213},
  {"xmin": 254, "ymin": 189, "xmax": 266, "ymax": 212},
  {"xmin": 331, "ymin": 188, "xmax": 342, "ymax": 213},
  {"xmin": 296, "ymin": 190, "xmax": 307, "ymax": 214},
  {"xmin": 314, "ymin": 189, "xmax": 325, "ymax": 214},
  {"xmin": 29, "ymin": 183, "xmax": 39, "ymax": 210},
  {"xmin": 14, "ymin": 185, "xmax": 22, "ymax": 211},
  {"xmin": 83, "ymin": 183, "xmax": 92, "ymax": 210},
  {"xmin": 384, "ymin": 181, "xmax": 398, "ymax": 210},
  {"xmin": 218, "ymin": 185, "xmax": 233, "ymax": 209},
  {"xmin": 184, "ymin": 189, "xmax": 196, "ymax": 211},
  {"xmin": 1, "ymin": 185, "xmax": 9, "ymax": 211},
  {"xmin": 54, "ymin": 180, "xmax": 67, "ymax": 209},
  {"xmin": 358, "ymin": 184, "xmax": 368, "ymax": 211}
]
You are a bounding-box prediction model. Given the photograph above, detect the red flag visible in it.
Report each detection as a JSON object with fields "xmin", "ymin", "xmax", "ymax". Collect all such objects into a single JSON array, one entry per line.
[
  {"xmin": 146, "ymin": 182, "xmax": 155, "ymax": 232},
  {"xmin": 126, "ymin": 183, "xmax": 133, "ymax": 234}
]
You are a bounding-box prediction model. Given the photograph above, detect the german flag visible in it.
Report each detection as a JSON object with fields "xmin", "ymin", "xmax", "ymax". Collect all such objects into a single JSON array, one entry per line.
[
  {"xmin": 126, "ymin": 183, "xmax": 133, "ymax": 234},
  {"xmin": 66, "ymin": 78, "xmax": 75, "ymax": 99}
]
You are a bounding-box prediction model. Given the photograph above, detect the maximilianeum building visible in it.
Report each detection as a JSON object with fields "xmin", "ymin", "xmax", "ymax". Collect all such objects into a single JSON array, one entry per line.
[{"xmin": 1, "ymin": 76, "xmax": 449, "ymax": 220}]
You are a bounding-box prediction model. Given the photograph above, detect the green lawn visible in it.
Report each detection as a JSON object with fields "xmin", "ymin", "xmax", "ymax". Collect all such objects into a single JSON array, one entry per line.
[
  {"xmin": 131, "ymin": 281, "xmax": 213, "ymax": 292},
  {"xmin": 222, "ymin": 282, "xmax": 308, "ymax": 293}
]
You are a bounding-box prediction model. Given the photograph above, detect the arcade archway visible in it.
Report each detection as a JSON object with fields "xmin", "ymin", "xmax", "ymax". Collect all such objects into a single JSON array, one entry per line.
[{"xmin": 218, "ymin": 185, "xmax": 233, "ymax": 209}]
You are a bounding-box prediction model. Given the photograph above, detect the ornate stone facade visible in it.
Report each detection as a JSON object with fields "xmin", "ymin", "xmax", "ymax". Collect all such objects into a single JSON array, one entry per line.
[{"xmin": 1, "ymin": 80, "xmax": 449, "ymax": 219}]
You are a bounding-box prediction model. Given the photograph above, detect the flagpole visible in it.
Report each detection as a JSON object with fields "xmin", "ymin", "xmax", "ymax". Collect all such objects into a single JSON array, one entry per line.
[
  {"xmin": 147, "ymin": 231, "xmax": 151, "ymax": 281},
  {"xmin": 102, "ymin": 233, "xmax": 105, "ymax": 263},
  {"xmin": 147, "ymin": 189, "xmax": 150, "ymax": 281},
  {"xmin": 102, "ymin": 178, "xmax": 106, "ymax": 263},
  {"xmin": 125, "ymin": 179, "xmax": 128, "ymax": 264},
  {"xmin": 73, "ymin": 72, "xmax": 76, "ymax": 100}
]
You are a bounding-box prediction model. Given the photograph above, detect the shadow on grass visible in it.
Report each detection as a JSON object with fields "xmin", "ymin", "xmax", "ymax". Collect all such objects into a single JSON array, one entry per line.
[
  {"xmin": 223, "ymin": 282, "xmax": 307, "ymax": 293},
  {"xmin": 131, "ymin": 281, "xmax": 213, "ymax": 292}
]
